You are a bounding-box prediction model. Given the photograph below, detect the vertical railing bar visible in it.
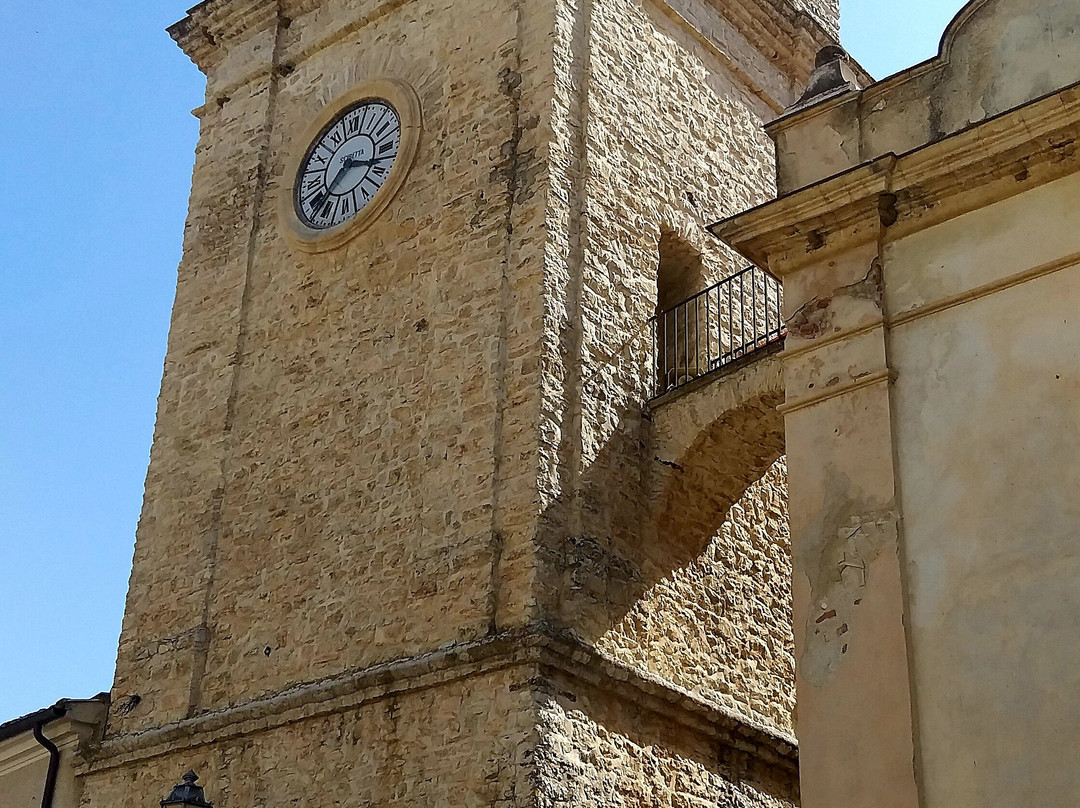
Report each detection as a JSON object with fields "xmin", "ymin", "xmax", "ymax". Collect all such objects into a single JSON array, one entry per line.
[
  {"xmin": 713, "ymin": 285, "xmax": 718, "ymax": 368},
  {"xmin": 752, "ymin": 267, "xmax": 758, "ymax": 348},
  {"xmin": 695, "ymin": 295, "xmax": 700, "ymax": 378},
  {"xmin": 774, "ymin": 273, "xmax": 779, "ymax": 339},
  {"xmin": 681, "ymin": 303, "xmax": 687, "ymax": 384},
  {"xmin": 764, "ymin": 268, "xmax": 770, "ymax": 344},
  {"xmin": 676, "ymin": 304, "xmax": 681, "ymax": 385},
  {"xmin": 762, "ymin": 269, "xmax": 767, "ymax": 345},
  {"xmin": 763, "ymin": 270, "xmax": 768, "ymax": 343},
  {"xmin": 739, "ymin": 271, "xmax": 745, "ymax": 358},
  {"xmin": 684, "ymin": 300, "xmax": 689, "ymax": 381},
  {"xmin": 675, "ymin": 303, "xmax": 680, "ymax": 386},
  {"xmin": 652, "ymin": 308, "xmax": 660, "ymax": 395},
  {"xmin": 773, "ymin": 273, "xmax": 778, "ymax": 340},
  {"xmin": 727, "ymin": 278, "xmax": 733, "ymax": 365},
  {"xmin": 768, "ymin": 274, "xmax": 777, "ymax": 341},
  {"xmin": 778, "ymin": 275, "xmax": 783, "ymax": 339},
  {"xmin": 669, "ymin": 305, "xmax": 674, "ymax": 390},
  {"xmin": 651, "ymin": 315, "xmax": 657, "ymax": 397},
  {"xmin": 739, "ymin": 272, "xmax": 745, "ymax": 358},
  {"xmin": 772, "ymin": 272, "xmax": 777, "ymax": 340},
  {"xmin": 706, "ymin": 287, "xmax": 712, "ymax": 370},
  {"xmin": 663, "ymin": 308, "xmax": 670, "ymax": 392},
  {"xmin": 649, "ymin": 268, "xmax": 789, "ymax": 398},
  {"xmin": 713, "ymin": 284, "xmax": 719, "ymax": 368}
]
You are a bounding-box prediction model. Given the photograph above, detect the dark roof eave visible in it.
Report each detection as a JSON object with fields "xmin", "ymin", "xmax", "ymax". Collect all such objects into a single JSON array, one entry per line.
[
  {"xmin": 0, "ymin": 694, "xmax": 110, "ymax": 744},
  {"xmin": 0, "ymin": 704, "xmax": 67, "ymax": 743}
]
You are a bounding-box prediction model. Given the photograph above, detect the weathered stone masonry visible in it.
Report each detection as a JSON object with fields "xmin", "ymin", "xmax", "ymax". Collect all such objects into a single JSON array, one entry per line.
[{"xmin": 80, "ymin": 0, "xmax": 841, "ymax": 805}]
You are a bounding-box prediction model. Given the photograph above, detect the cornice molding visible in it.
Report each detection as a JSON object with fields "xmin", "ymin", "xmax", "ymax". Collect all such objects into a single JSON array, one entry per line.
[
  {"xmin": 168, "ymin": 0, "xmax": 852, "ymax": 96},
  {"xmin": 767, "ymin": 0, "xmax": 1080, "ymax": 190},
  {"xmin": 712, "ymin": 85, "xmax": 1080, "ymax": 275},
  {"xmin": 168, "ymin": 0, "xmax": 279, "ymax": 73},
  {"xmin": 0, "ymin": 721, "xmax": 82, "ymax": 777},
  {"xmin": 710, "ymin": 156, "xmax": 893, "ymax": 272},
  {"xmin": 79, "ymin": 624, "xmax": 797, "ymax": 776}
]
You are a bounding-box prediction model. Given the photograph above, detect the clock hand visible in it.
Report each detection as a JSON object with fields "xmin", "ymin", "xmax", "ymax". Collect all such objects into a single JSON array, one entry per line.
[
  {"xmin": 311, "ymin": 158, "xmax": 359, "ymax": 211},
  {"xmin": 309, "ymin": 155, "xmax": 391, "ymax": 213},
  {"xmin": 326, "ymin": 159, "xmax": 356, "ymax": 191}
]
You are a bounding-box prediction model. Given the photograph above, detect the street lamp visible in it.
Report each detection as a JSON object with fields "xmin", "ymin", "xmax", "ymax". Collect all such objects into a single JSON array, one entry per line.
[{"xmin": 160, "ymin": 771, "xmax": 213, "ymax": 808}]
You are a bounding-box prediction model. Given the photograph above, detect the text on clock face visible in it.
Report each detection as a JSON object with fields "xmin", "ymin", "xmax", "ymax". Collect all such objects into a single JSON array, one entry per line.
[{"xmin": 295, "ymin": 99, "xmax": 402, "ymax": 230}]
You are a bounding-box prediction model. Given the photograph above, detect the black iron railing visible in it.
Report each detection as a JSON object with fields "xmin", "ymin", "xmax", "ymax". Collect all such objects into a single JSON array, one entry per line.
[{"xmin": 651, "ymin": 265, "xmax": 785, "ymax": 398}]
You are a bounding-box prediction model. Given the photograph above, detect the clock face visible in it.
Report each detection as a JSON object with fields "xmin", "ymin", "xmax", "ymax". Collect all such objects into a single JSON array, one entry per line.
[{"xmin": 294, "ymin": 99, "xmax": 402, "ymax": 230}]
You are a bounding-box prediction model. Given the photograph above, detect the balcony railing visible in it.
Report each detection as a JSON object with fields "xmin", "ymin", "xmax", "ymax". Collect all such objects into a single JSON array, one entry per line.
[{"xmin": 651, "ymin": 265, "xmax": 785, "ymax": 399}]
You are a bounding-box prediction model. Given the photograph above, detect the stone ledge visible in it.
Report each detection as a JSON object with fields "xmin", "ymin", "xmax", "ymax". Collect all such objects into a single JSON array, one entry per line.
[{"xmin": 80, "ymin": 623, "xmax": 796, "ymax": 775}]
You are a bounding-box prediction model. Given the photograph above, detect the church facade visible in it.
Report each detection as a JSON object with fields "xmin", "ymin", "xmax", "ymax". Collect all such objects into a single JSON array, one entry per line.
[{"xmin": 716, "ymin": 1, "xmax": 1080, "ymax": 804}]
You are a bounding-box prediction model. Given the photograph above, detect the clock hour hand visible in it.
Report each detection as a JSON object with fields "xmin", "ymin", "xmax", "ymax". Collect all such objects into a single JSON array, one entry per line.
[
  {"xmin": 310, "ymin": 159, "xmax": 355, "ymax": 211},
  {"xmin": 327, "ymin": 160, "xmax": 355, "ymax": 191},
  {"xmin": 309, "ymin": 155, "xmax": 389, "ymax": 213}
]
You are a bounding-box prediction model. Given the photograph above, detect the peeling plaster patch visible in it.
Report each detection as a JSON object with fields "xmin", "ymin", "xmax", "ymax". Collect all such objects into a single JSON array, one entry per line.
[
  {"xmin": 788, "ymin": 260, "xmax": 884, "ymax": 341},
  {"xmin": 789, "ymin": 295, "xmax": 835, "ymax": 339},
  {"xmin": 794, "ymin": 468, "xmax": 898, "ymax": 688},
  {"xmin": 846, "ymin": 259, "xmax": 884, "ymax": 305}
]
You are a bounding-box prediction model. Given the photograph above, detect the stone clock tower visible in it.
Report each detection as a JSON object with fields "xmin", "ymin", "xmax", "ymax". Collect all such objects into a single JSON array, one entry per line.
[{"xmin": 79, "ymin": 0, "xmax": 842, "ymax": 805}]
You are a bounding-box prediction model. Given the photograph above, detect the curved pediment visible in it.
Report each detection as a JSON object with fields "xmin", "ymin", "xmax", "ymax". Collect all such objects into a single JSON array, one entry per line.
[{"xmin": 934, "ymin": 0, "xmax": 1080, "ymax": 134}]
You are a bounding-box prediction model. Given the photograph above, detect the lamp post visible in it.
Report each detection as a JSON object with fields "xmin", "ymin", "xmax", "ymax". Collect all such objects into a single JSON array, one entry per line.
[{"xmin": 160, "ymin": 771, "xmax": 213, "ymax": 808}]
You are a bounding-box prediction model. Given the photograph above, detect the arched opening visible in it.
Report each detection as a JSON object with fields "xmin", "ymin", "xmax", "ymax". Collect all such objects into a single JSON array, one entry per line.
[
  {"xmin": 655, "ymin": 232, "xmax": 706, "ymax": 393},
  {"xmin": 656, "ymin": 231, "xmax": 705, "ymax": 313}
]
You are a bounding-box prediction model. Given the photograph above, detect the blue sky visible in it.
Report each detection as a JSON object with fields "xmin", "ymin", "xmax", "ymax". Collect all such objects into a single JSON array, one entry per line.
[{"xmin": 0, "ymin": 0, "xmax": 969, "ymax": 721}]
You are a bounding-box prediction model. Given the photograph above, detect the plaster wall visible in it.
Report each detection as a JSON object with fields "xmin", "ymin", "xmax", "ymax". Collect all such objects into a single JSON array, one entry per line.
[
  {"xmin": 777, "ymin": 245, "xmax": 920, "ymax": 808},
  {"xmin": 715, "ymin": 3, "xmax": 1080, "ymax": 806},
  {"xmin": 0, "ymin": 719, "xmax": 100, "ymax": 808},
  {"xmin": 0, "ymin": 748, "xmax": 52, "ymax": 808},
  {"xmin": 886, "ymin": 170, "xmax": 1080, "ymax": 807}
]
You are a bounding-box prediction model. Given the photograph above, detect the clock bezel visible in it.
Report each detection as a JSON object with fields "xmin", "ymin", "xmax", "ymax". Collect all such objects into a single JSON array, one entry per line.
[{"xmin": 281, "ymin": 79, "xmax": 422, "ymax": 253}]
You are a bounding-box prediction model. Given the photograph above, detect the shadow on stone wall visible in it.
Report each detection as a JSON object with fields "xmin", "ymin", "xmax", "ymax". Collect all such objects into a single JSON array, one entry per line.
[{"xmin": 532, "ymin": 363, "xmax": 794, "ymax": 803}]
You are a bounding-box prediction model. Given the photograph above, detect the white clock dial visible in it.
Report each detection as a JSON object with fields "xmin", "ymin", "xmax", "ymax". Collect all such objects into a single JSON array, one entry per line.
[{"xmin": 294, "ymin": 99, "xmax": 402, "ymax": 230}]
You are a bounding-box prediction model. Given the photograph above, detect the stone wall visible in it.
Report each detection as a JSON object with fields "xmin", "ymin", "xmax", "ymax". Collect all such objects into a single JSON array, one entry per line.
[
  {"xmin": 86, "ymin": 0, "xmax": 840, "ymax": 804},
  {"xmin": 85, "ymin": 666, "xmax": 538, "ymax": 807},
  {"xmin": 791, "ymin": 0, "xmax": 839, "ymax": 37},
  {"xmin": 540, "ymin": 0, "xmax": 809, "ymax": 740},
  {"xmin": 535, "ymin": 666, "xmax": 799, "ymax": 807},
  {"xmin": 110, "ymin": 0, "xmax": 556, "ymax": 736}
]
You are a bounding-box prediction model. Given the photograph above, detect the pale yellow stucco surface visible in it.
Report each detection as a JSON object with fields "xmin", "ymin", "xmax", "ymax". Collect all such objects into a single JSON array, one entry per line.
[{"xmin": 887, "ymin": 171, "xmax": 1080, "ymax": 807}]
